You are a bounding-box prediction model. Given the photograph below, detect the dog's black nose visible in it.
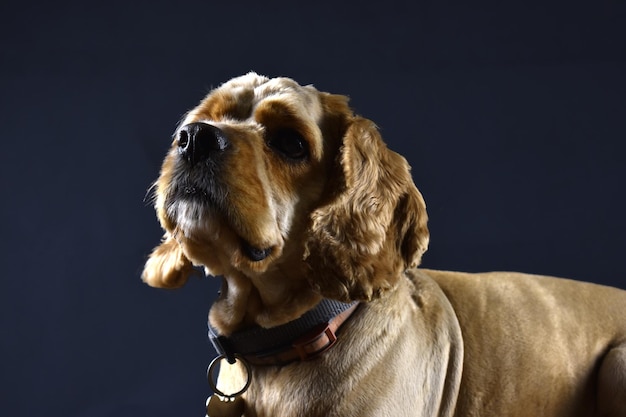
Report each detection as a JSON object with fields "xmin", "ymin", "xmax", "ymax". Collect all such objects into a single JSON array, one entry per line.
[{"xmin": 177, "ymin": 122, "xmax": 229, "ymax": 165}]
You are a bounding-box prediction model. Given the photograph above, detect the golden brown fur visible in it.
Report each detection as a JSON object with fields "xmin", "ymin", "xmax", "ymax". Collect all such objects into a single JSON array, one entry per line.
[{"xmin": 143, "ymin": 73, "xmax": 626, "ymax": 416}]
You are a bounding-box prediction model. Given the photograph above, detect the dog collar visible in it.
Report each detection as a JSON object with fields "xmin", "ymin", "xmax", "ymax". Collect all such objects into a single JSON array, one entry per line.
[{"xmin": 208, "ymin": 300, "xmax": 359, "ymax": 366}]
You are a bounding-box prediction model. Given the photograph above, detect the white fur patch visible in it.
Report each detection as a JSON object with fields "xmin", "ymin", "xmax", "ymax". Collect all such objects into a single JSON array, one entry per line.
[{"xmin": 169, "ymin": 200, "xmax": 221, "ymax": 239}]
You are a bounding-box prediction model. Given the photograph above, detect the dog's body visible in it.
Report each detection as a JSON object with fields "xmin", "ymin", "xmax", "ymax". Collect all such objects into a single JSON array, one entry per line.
[{"xmin": 143, "ymin": 73, "xmax": 626, "ymax": 417}]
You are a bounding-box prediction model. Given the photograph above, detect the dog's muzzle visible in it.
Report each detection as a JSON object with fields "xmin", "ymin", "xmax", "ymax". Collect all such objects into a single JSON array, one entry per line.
[
  {"xmin": 174, "ymin": 122, "xmax": 272, "ymax": 262},
  {"xmin": 177, "ymin": 122, "xmax": 229, "ymax": 166}
]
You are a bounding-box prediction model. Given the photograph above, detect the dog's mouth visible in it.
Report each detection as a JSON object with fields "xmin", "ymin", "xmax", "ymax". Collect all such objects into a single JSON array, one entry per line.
[
  {"xmin": 174, "ymin": 180, "xmax": 218, "ymax": 202},
  {"xmin": 167, "ymin": 175, "xmax": 227, "ymax": 215},
  {"xmin": 167, "ymin": 182, "xmax": 275, "ymax": 263},
  {"xmin": 182, "ymin": 184, "xmax": 205, "ymax": 197}
]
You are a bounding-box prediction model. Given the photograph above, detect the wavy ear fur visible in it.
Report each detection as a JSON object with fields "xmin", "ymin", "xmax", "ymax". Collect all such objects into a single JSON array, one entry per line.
[
  {"xmin": 304, "ymin": 117, "xmax": 429, "ymax": 302},
  {"xmin": 142, "ymin": 235, "xmax": 194, "ymax": 288}
]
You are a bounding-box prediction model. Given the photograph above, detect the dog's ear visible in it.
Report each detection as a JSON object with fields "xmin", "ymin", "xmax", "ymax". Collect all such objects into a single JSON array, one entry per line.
[
  {"xmin": 304, "ymin": 117, "xmax": 429, "ymax": 302},
  {"xmin": 142, "ymin": 235, "xmax": 194, "ymax": 288}
]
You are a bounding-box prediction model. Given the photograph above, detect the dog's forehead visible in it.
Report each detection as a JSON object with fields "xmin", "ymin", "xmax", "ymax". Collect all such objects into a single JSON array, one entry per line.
[
  {"xmin": 182, "ymin": 73, "xmax": 323, "ymax": 126},
  {"xmin": 253, "ymin": 77, "xmax": 318, "ymax": 105},
  {"xmin": 222, "ymin": 74, "xmax": 322, "ymax": 120},
  {"xmin": 222, "ymin": 72, "xmax": 317, "ymax": 100}
]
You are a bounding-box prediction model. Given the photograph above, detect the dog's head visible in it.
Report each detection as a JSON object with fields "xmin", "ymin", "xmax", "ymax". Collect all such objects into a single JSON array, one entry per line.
[{"xmin": 142, "ymin": 73, "xmax": 429, "ymax": 331}]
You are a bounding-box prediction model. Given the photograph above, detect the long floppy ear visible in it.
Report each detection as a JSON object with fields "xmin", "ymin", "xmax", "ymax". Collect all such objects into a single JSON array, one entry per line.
[
  {"xmin": 142, "ymin": 235, "xmax": 194, "ymax": 288},
  {"xmin": 304, "ymin": 117, "xmax": 429, "ymax": 302}
]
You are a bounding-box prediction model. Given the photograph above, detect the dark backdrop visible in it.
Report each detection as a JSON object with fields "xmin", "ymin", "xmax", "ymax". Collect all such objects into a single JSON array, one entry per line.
[{"xmin": 2, "ymin": 1, "xmax": 625, "ymax": 416}]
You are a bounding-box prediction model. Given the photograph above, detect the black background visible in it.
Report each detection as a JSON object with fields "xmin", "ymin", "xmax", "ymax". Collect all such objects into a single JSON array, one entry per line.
[{"xmin": 2, "ymin": 1, "xmax": 625, "ymax": 416}]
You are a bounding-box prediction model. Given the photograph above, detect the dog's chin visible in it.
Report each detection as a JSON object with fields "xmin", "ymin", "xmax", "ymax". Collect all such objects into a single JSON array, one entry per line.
[
  {"xmin": 169, "ymin": 199, "xmax": 221, "ymax": 239},
  {"xmin": 167, "ymin": 199, "xmax": 275, "ymax": 267}
]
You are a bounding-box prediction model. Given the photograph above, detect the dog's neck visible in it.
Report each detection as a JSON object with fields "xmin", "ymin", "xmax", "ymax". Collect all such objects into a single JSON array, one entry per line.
[
  {"xmin": 208, "ymin": 268, "xmax": 324, "ymax": 335},
  {"xmin": 207, "ymin": 266, "xmax": 360, "ymax": 366}
]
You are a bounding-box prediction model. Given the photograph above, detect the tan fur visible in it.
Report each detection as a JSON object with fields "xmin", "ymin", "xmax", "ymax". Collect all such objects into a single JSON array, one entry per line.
[{"xmin": 143, "ymin": 73, "xmax": 626, "ymax": 416}]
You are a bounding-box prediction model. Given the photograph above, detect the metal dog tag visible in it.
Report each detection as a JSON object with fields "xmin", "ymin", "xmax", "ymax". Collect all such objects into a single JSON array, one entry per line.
[{"xmin": 206, "ymin": 394, "xmax": 244, "ymax": 417}]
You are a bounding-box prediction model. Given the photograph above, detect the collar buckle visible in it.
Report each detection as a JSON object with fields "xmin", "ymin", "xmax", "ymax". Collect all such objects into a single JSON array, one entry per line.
[{"xmin": 292, "ymin": 322, "xmax": 338, "ymax": 361}]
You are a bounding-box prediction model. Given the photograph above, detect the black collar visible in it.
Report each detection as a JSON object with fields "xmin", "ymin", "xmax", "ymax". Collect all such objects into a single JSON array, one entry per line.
[{"xmin": 208, "ymin": 299, "xmax": 359, "ymax": 366}]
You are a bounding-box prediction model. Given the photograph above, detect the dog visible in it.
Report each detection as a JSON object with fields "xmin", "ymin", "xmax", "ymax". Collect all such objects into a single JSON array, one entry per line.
[{"xmin": 142, "ymin": 72, "xmax": 626, "ymax": 417}]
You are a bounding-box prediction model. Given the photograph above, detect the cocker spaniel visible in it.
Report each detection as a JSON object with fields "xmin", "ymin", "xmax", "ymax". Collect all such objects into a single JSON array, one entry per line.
[{"xmin": 143, "ymin": 73, "xmax": 626, "ymax": 417}]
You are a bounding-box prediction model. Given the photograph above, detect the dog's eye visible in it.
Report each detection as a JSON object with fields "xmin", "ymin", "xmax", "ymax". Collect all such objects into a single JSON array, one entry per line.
[{"xmin": 268, "ymin": 129, "xmax": 308, "ymax": 161}]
